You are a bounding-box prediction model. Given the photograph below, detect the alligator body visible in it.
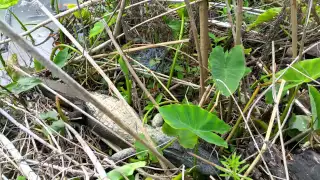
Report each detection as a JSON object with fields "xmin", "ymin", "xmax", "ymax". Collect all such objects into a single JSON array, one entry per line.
[{"xmin": 39, "ymin": 78, "xmax": 220, "ymax": 176}]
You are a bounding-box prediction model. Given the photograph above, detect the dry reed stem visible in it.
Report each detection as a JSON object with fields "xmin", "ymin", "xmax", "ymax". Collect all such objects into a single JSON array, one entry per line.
[
  {"xmin": 235, "ymin": 0, "xmax": 243, "ymax": 45},
  {"xmin": 65, "ymin": 124, "xmax": 108, "ymax": 179},
  {"xmin": 243, "ymin": 80, "xmax": 286, "ymax": 178}
]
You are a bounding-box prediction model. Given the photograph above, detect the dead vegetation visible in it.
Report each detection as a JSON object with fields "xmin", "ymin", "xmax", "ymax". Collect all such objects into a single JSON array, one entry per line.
[{"xmin": 1, "ymin": 0, "xmax": 320, "ymax": 179}]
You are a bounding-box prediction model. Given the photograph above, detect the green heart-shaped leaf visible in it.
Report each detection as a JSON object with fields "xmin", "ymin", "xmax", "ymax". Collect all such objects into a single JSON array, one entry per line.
[
  {"xmin": 209, "ymin": 45, "xmax": 245, "ymax": 96},
  {"xmin": 53, "ymin": 48, "xmax": 69, "ymax": 68},
  {"xmin": 89, "ymin": 21, "xmax": 104, "ymax": 39},
  {"xmin": 159, "ymin": 104, "xmax": 230, "ymax": 148}
]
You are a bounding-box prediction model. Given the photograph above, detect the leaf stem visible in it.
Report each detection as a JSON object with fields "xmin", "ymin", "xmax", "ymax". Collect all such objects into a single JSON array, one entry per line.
[
  {"xmin": 272, "ymin": 86, "xmax": 299, "ymax": 137},
  {"xmin": 224, "ymin": 86, "xmax": 260, "ymax": 146},
  {"xmin": 167, "ymin": 14, "xmax": 185, "ymax": 88},
  {"xmin": 9, "ymin": 10, "xmax": 35, "ymax": 45},
  {"xmin": 50, "ymin": 44, "xmax": 81, "ymax": 61}
]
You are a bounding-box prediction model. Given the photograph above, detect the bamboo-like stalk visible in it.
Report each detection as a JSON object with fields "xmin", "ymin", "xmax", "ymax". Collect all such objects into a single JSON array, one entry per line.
[
  {"xmin": 113, "ymin": 0, "xmax": 126, "ymax": 36},
  {"xmin": 199, "ymin": 0, "xmax": 209, "ymax": 96},
  {"xmin": 184, "ymin": 0, "xmax": 205, "ymax": 99},
  {"xmin": 291, "ymin": 0, "xmax": 298, "ymax": 58},
  {"xmin": 235, "ymin": 0, "xmax": 243, "ymax": 45}
]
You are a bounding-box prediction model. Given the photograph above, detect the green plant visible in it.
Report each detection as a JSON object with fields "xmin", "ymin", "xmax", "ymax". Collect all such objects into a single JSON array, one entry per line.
[
  {"xmin": 265, "ymin": 58, "xmax": 320, "ymax": 104},
  {"xmin": 165, "ymin": 3, "xmax": 188, "ymax": 88},
  {"xmin": 89, "ymin": 12, "xmax": 118, "ymax": 39},
  {"xmin": 247, "ymin": 7, "xmax": 281, "ymax": 31},
  {"xmin": 5, "ymin": 77, "xmax": 42, "ymax": 94},
  {"xmin": 16, "ymin": 176, "xmax": 26, "ymax": 180},
  {"xmin": 286, "ymin": 85, "xmax": 320, "ymax": 144},
  {"xmin": 118, "ymin": 56, "xmax": 132, "ymax": 105},
  {"xmin": 209, "ymin": 45, "xmax": 246, "ymax": 96},
  {"xmin": 159, "ymin": 104, "xmax": 231, "ymax": 148},
  {"xmin": 107, "ymin": 161, "xmax": 146, "ymax": 180},
  {"xmin": 0, "ymin": 0, "xmax": 18, "ymax": 9},
  {"xmin": 208, "ymin": 32, "xmax": 228, "ymax": 47},
  {"xmin": 220, "ymin": 153, "xmax": 251, "ymax": 180},
  {"xmin": 66, "ymin": 4, "xmax": 91, "ymax": 21},
  {"xmin": 89, "ymin": 21, "xmax": 104, "ymax": 39},
  {"xmin": 39, "ymin": 110, "xmax": 66, "ymax": 136},
  {"xmin": 134, "ymin": 134, "xmax": 159, "ymax": 163}
]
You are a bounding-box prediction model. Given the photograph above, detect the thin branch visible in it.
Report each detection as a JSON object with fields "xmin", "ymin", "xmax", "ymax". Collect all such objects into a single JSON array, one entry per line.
[
  {"xmin": 65, "ymin": 124, "xmax": 107, "ymax": 179},
  {"xmin": 88, "ymin": 39, "xmax": 189, "ymax": 60},
  {"xmin": 271, "ymin": 41, "xmax": 289, "ymax": 180},
  {"xmin": 298, "ymin": 0, "xmax": 313, "ymax": 60},
  {"xmin": 0, "ymin": 132, "xmax": 40, "ymax": 180},
  {"xmin": 26, "ymin": 159, "xmax": 97, "ymax": 177},
  {"xmin": 243, "ymin": 80, "xmax": 286, "ymax": 178}
]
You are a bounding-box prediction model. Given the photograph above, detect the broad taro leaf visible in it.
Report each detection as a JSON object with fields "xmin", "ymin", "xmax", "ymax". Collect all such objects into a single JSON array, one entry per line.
[
  {"xmin": 277, "ymin": 58, "xmax": 320, "ymax": 88},
  {"xmin": 309, "ymin": 85, "xmax": 320, "ymax": 130},
  {"xmin": 209, "ymin": 45, "xmax": 245, "ymax": 96},
  {"xmin": 107, "ymin": 161, "xmax": 146, "ymax": 180},
  {"xmin": 288, "ymin": 114, "xmax": 311, "ymax": 132},
  {"xmin": 266, "ymin": 58, "xmax": 320, "ymax": 104},
  {"xmin": 159, "ymin": 104, "xmax": 230, "ymax": 148},
  {"xmin": 162, "ymin": 122, "xmax": 198, "ymax": 148},
  {"xmin": 5, "ymin": 77, "xmax": 42, "ymax": 94}
]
